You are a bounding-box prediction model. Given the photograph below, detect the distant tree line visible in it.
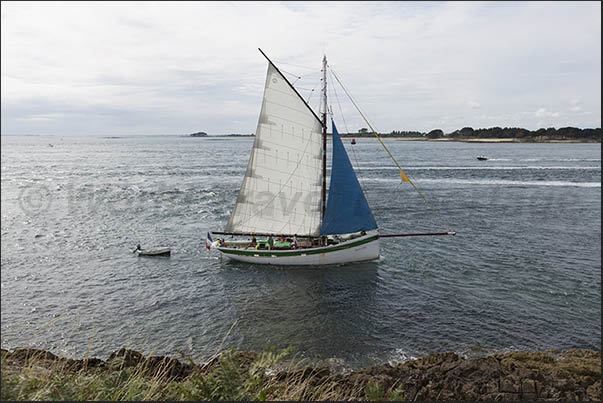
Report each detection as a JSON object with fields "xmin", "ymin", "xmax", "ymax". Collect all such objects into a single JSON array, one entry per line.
[
  {"xmin": 447, "ymin": 126, "xmax": 601, "ymax": 141},
  {"xmin": 341, "ymin": 126, "xmax": 601, "ymax": 141}
]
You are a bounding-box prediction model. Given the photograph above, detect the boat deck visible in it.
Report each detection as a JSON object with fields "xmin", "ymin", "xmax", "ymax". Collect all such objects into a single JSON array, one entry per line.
[{"xmin": 216, "ymin": 232, "xmax": 370, "ymax": 252}]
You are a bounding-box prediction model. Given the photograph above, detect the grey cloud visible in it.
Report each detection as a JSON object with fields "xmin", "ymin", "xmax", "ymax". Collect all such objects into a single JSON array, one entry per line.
[{"xmin": 1, "ymin": 1, "xmax": 600, "ymax": 135}]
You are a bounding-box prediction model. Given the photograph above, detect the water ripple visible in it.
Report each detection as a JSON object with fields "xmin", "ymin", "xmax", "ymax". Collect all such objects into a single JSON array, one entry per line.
[{"xmin": 1, "ymin": 136, "xmax": 600, "ymax": 368}]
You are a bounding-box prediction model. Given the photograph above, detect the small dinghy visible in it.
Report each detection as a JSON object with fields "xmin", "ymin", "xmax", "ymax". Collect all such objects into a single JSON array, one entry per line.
[
  {"xmin": 476, "ymin": 156, "xmax": 489, "ymax": 161},
  {"xmin": 133, "ymin": 244, "xmax": 171, "ymax": 257}
]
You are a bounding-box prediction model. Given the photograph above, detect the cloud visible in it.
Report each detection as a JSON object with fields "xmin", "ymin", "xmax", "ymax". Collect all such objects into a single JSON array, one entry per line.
[
  {"xmin": 535, "ymin": 108, "xmax": 560, "ymax": 118},
  {"xmin": 569, "ymin": 99, "xmax": 582, "ymax": 112},
  {"xmin": 1, "ymin": 1, "xmax": 601, "ymax": 135}
]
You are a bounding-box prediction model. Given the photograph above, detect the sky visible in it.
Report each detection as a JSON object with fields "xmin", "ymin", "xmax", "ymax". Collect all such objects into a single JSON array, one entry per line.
[{"xmin": 1, "ymin": 1, "xmax": 601, "ymax": 136}]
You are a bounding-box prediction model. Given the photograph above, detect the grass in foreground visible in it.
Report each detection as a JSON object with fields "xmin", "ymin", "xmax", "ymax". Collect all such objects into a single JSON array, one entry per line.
[{"xmin": 1, "ymin": 347, "xmax": 406, "ymax": 401}]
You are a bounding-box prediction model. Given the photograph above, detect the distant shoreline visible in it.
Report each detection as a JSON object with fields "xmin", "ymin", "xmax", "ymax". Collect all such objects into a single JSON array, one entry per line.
[
  {"xmin": 340, "ymin": 136, "xmax": 601, "ymax": 143},
  {"xmin": 202, "ymin": 135, "xmax": 600, "ymax": 143},
  {"xmin": 2, "ymin": 134, "xmax": 599, "ymax": 143}
]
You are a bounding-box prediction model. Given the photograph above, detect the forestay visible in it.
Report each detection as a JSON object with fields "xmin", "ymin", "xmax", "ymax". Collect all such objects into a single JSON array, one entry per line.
[{"xmin": 225, "ymin": 63, "xmax": 324, "ymax": 236}]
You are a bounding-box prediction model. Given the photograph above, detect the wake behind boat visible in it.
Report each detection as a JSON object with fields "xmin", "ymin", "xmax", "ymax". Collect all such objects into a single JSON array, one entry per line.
[{"xmin": 207, "ymin": 49, "xmax": 455, "ymax": 266}]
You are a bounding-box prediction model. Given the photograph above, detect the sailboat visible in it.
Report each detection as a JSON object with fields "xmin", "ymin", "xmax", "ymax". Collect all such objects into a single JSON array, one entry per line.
[{"xmin": 210, "ymin": 49, "xmax": 454, "ymax": 265}]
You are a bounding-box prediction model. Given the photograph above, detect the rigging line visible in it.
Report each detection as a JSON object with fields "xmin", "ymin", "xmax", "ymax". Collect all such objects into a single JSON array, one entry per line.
[
  {"xmin": 279, "ymin": 68, "xmax": 302, "ymax": 80},
  {"xmin": 277, "ymin": 68, "xmax": 304, "ymax": 87},
  {"xmin": 327, "ymin": 67, "xmax": 376, "ymax": 129},
  {"xmin": 328, "ymin": 66, "xmax": 454, "ymax": 233},
  {"xmin": 294, "ymin": 72, "xmax": 322, "ymax": 88},
  {"xmin": 328, "ymin": 70, "xmax": 351, "ymax": 134},
  {"xmin": 287, "ymin": 70, "xmax": 322, "ymax": 79},
  {"xmin": 305, "ymin": 76, "xmax": 322, "ymax": 106},
  {"xmin": 298, "ymin": 71, "xmax": 322, "ymax": 79},
  {"xmin": 329, "ymin": 75, "xmax": 378, "ymax": 217},
  {"xmin": 328, "ymin": 69, "xmax": 375, "ymax": 209},
  {"xmin": 280, "ymin": 68, "xmax": 321, "ymax": 88}
]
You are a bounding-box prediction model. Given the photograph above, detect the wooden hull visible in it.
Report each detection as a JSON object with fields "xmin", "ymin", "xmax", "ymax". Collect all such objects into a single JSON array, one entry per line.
[{"xmin": 217, "ymin": 233, "xmax": 379, "ymax": 266}]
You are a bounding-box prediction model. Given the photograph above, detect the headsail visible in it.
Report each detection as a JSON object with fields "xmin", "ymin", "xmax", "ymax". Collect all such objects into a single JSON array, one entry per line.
[
  {"xmin": 320, "ymin": 122, "xmax": 377, "ymax": 235},
  {"xmin": 225, "ymin": 62, "xmax": 324, "ymax": 236}
]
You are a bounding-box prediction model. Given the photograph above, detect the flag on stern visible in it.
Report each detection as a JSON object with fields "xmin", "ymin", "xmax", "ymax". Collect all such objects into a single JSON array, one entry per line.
[{"xmin": 206, "ymin": 232, "xmax": 213, "ymax": 250}]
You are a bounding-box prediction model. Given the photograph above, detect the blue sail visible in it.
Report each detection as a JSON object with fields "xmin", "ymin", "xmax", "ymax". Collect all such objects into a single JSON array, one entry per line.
[{"xmin": 320, "ymin": 122, "xmax": 378, "ymax": 235}]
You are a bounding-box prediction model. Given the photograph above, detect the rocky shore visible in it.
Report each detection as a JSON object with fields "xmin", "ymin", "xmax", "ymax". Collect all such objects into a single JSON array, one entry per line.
[{"xmin": 1, "ymin": 347, "xmax": 600, "ymax": 401}]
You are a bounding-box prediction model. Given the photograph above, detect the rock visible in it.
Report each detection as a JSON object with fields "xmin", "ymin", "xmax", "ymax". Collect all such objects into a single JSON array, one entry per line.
[
  {"xmin": 108, "ymin": 348, "xmax": 144, "ymax": 367},
  {"xmin": 521, "ymin": 379, "xmax": 536, "ymax": 394},
  {"xmin": 105, "ymin": 348, "xmax": 193, "ymax": 380},
  {"xmin": 484, "ymin": 379, "xmax": 498, "ymax": 395},
  {"xmin": 586, "ymin": 381, "xmax": 601, "ymax": 401},
  {"xmin": 276, "ymin": 366, "xmax": 330, "ymax": 382},
  {"xmin": 499, "ymin": 376, "xmax": 519, "ymax": 393},
  {"xmin": 1, "ymin": 347, "xmax": 600, "ymax": 400},
  {"xmin": 498, "ymin": 392, "xmax": 520, "ymax": 400}
]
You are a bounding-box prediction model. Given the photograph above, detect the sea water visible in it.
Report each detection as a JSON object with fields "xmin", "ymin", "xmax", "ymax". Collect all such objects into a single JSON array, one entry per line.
[{"xmin": 1, "ymin": 135, "xmax": 600, "ymax": 369}]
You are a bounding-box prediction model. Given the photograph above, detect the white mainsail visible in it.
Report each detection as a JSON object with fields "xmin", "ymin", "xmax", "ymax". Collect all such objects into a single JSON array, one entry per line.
[{"xmin": 225, "ymin": 63, "xmax": 324, "ymax": 236}]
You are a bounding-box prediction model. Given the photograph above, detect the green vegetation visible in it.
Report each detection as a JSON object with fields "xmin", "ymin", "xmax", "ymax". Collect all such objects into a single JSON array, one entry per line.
[
  {"xmin": 343, "ymin": 126, "xmax": 601, "ymax": 142},
  {"xmin": 447, "ymin": 126, "xmax": 601, "ymax": 141},
  {"xmin": 2, "ymin": 347, "xmax": 600, "ymax": 400},
  {"xmin": 426, "ymin": 129, "xmax": 444, "ymax": 139},
  {"xmin": 1, "ymin": 347, "xmax": 405, "ymax": 401},
  {"xmin": 364, "ymin": 381, "xmax": 406, "ymax": 401}
]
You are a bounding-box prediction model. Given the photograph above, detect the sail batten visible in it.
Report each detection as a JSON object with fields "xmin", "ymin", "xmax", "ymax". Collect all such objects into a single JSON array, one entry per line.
[
  {"xmin": 320, "ymin": 122, "xmax": 378, "ymax": 236},
  {"xmin": 225, "ymin": 63, "xmax": 324, "ymax": 236}
]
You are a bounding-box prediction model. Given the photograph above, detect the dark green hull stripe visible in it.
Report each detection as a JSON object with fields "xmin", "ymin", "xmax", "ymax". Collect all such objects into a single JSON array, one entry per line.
[{"xmin": 218, "ymin": 235, "xmax": 378, "ymax": 257}]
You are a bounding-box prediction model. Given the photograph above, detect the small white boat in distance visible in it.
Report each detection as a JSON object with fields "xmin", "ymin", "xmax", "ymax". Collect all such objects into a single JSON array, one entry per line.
[{"xmin": 133, "ymin": 244, "xmax": 171, "ymax": 257}]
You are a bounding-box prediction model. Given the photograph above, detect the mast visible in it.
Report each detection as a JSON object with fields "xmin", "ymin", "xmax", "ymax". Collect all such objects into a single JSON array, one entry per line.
[{"xmin": 321, "ymin": 54, "xmax": 327, "ymax": 223}]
